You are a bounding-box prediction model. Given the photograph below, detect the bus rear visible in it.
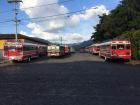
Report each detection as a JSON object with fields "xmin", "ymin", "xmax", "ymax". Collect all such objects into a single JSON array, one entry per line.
[
  {"xmin": 4, "ymin": 42, "xmax": 23, "ymax": 61},
  {"xmin": 111, "ymin": 41, "xmax": 131, "ymax": 60},
  {"xmin": 64, "ymin": 45, "xmax": 70, "ymax": 55},
  {"xmin": 47, "ymin": 45, "xmax": 65, "ymax": 57},
  {"xmin": 92, "ymin": 44, "xmax": 100, "ymax": 54}
]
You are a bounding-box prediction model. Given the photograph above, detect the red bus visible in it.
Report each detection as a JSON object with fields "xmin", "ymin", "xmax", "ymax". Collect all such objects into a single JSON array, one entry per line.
[
  {"xmin": 99, "ymin": 40, "xmax": 131, "ymax": 60},
  {"xmin": 87, "ymin": 44, "xmax": 100, "ymax": 54},
  {"xmin": 87, "ymin": 45, "xmax": 93, "ymax": 54},
  {"xmin": 91, "ymin": 44, "xmax": 100, "ymax": 54},
  {"xmin": 4, "ymin": 41, "xmax": 39, "ymax": 62},
  {"xmin": 64, "ymin": 45, "xmax": 71, "ymax": 55},
  {"xmin": 88, "ymin": 45, "xmax": 92, "ymax": 54}
]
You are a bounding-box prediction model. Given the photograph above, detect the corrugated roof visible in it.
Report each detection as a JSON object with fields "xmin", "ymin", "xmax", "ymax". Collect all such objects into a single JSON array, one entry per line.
[{"xmin": 0, "ymin": 34, "xmax": 50, "ymax": 45}]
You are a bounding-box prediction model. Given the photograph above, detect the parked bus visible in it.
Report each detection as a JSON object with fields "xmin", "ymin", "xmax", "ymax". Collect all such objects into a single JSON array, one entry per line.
[
  {"xmin": 64, "ymin": 45, "xmax": 71, "ymax": 55},
  {"xmin": 47, "ymin": 45, "xmax": 65, "ymax": 57},
  {"xmin": 37, "ymin": 44, "xmax": 47, "ymax": 56},
  {"xmin": 70, "ymin": 47, "xmax": 75, "ymax": 53},
  {"xmin": 4, "ymin": 41, "xmax": 39, "ymax": 62},
  {"xmin": 99, "ymin": 40, "xmax": 131, "ymax": 60},
  {"xmin": 90, "ymin": 44, "xmax": 100, "ymax": 55},
  {"xmin": 87, "ymin": 45, "xmax": 92, "ymax": 54},
  {"xmin": 87, "ymin": 44, "xmax": 100, "ymax": 54}
]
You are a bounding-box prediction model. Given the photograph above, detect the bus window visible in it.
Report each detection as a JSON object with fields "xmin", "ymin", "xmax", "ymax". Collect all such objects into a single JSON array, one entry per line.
[
  {"xmin": 117, "ymin": 44, "xmax": 124, "ymax": 50},
  {"xmin": 8, "ymin": 46, "xmax": 16, "ymax": 51},
  {"xmin": 126, "ymin": 44, "xmax": 130, "ymax": 49},
  {"xmin": 4, "ymin": 46, "xmax": 8, "ymax": 51},
  {"xmin": 16, "ymin": 47, "xmax": 22, "ymax": 51},
  {"xmin": 112, "ymin": 45, "xmax": 116, "ymax": 49}
]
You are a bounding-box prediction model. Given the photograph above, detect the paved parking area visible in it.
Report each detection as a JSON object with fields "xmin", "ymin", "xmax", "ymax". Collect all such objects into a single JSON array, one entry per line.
[{"xmin": 0, "ymin": 53, "xmax": 140, "ymax": 105}]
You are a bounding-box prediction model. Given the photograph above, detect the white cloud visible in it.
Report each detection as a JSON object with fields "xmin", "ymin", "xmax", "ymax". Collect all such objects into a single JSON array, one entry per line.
[
  {"xmin": 68, "ymin": 5, "xmax": 109, "ymax": 26},
  {"xmin": 19, "ymin": 30, "xmax": 34, "ymax": 37},
  {"xmin": 79, "ymin": 5, "xmax": 109, "ymax": 20},
  {"xmin": 20, "ymin": 0, "xmax": 69, "ymax": 31},
  {"xmin": 20, "ymin": 0, "xmax": 109, "ymax": 43},
  {"xmin": 20, "ymin": 30, "xmax": 87, "ymax": 44}
]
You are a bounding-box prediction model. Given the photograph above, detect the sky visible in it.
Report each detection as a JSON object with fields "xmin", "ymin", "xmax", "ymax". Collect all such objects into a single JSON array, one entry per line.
[{"xmin": 0, "ymin": 0, "xmax": 121, "ymax": 44}]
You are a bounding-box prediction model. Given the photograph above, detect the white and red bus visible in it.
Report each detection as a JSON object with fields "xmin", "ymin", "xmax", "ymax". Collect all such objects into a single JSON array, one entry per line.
[
  {"xmin": 91, "ymin": 44, "xmax": 100, "ymax": 54},
  {"xmin": 99, "ymin": 40, "xmax": 131, "ymax": 60},
  {"xmin": 4, "ymin": 41, "xmax": 39, "ymax": 62},
  {"xmin": 47, "ymin": 45, "xmax": 65, "ymax": 57},
  {"xmin": 87, "ymin": 45, "xmax": 93, "ymax": 54},
  {"xmin": 88, "ymin": 45, "xmax": 92, "ymax": 54},
  {"xmin": 87, "ymin": 44, "xmax": 100, "ymax": 54}
]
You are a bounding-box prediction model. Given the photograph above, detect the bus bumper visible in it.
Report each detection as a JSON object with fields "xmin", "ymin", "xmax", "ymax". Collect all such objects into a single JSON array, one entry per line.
[
  {"xmin": 111, "ymin": 56, "xmax": 131, "ymax": 60},
  {"xmin": 48, "ymin": 53, "xmax": 60, "ymax": 57},
  {"xmin": 9, "ymin": 56, "xmax": 22, "ymax": 61}
]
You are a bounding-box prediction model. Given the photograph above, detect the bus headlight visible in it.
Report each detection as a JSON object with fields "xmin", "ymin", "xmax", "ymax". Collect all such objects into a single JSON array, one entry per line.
[{"xmin": 10, "ymin": 56, "xmax": 15, "ymax": 59}]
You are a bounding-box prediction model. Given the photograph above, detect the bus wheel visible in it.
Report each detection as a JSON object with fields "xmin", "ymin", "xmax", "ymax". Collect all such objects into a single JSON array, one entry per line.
[
  {"xmin": 28, "ymin": 57, "xmax": 31, "ymax": 62},
  {"xmin": 105, "ymin": 56, "xmax": 107, "ymax": 61},
  {"xmin": 99, "ymin": 52, "xmax": 101, "ymax": 57},
  {"xmin": 105, "ymin": 57, "xmax": 110, "ymax": 62}
]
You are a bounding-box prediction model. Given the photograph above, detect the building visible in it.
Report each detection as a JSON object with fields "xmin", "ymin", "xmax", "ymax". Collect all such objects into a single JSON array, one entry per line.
[{"xmin": 0, "ymin": 34, "xmax": 50, "ymax": 45}]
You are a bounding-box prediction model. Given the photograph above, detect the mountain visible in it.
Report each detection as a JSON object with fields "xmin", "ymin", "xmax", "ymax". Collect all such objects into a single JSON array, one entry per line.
[{"xmin": 70, "ymin": 40, "xmax": 93, "ymax": 51}]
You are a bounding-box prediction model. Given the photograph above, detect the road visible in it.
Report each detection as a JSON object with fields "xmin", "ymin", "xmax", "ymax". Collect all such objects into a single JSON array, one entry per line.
[{"xmin": 0, "ymin": 53, "xmax": 140, "ymax": 105}]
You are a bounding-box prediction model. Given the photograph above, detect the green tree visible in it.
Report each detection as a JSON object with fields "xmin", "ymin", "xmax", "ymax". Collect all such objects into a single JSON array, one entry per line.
[{"xmin": 91, "ymin": 0, "xmax": 140, "ymax": 42}]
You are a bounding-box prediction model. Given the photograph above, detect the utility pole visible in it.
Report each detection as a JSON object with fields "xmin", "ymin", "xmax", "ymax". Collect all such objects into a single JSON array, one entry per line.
[
  {"xmin": 7, "ymin": 0, "xmax": 22, "ymax": 41},
  {"xmin": 60, "ymin": 36, "xmax": 62, "ymax": 45}
]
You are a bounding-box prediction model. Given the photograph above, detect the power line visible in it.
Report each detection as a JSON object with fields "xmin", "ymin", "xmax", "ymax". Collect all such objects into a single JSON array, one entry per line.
[
  {"xmin": 0, "ymin": 0, "xmax": 75, "ymax": 14},
  {"xmin": 30, "ymin": 16, "xmax": 69, "ymax": 23},
  {"xmin": 21, "ymin": 0, "xmax": 75, "ymax": 10},
  {"xmin": 20, "ymin": 7, "xmax": 98, "ymax": 22},
  {"xmin": 0, "ymin": 7, "xmax": 98, "ymax": 24},
  {"xmin": 19, "ymin": 22, "xmax": 30, "ymax": 30},
  {"xmin": 0, "ymin": 9, "xmax": 14, "ymax": 14},
  {"xmin": 20, "ymin": 9, "xmax": 85, "ymax": 21},
  {"xmin": 0, "ymin": 20, "xmax": 13, "ymax": 24}
]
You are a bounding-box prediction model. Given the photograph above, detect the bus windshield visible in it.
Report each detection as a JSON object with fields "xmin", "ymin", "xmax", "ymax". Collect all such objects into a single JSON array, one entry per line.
[
  {"xmin": 7, "ymin": 46, "xmax": 16, "ymax": 51},
  {"xmin": 117, "ymin": 44, "xmax": 124, "ymax": 50},
  {"xmin": 5, "ymin": 45, "xmax": 22, "ymax": 51}
]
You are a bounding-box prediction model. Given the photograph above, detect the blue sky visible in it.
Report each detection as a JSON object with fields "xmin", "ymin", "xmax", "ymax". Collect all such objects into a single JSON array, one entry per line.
[{"xmin": 0, "ymin": 0, "xmax": 121, "ymax": 43}]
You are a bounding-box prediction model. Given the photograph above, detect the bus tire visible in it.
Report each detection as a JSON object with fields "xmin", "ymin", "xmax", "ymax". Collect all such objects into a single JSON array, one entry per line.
[
  {"xmin": 105, "ymin": 56, "xmax": 107, "ymax": 61},
  {"xmin": 28, "ymin": 57, "xmax": 31, "ymax": 62},
  {"xmin": 99, "ymin": 52, "xmax": 101, "ymax": 57}
]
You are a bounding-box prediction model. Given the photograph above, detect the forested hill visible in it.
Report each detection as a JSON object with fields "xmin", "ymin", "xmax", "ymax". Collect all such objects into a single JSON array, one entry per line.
[
  {"xmin": 70, "ymin": 40, "xmax": 93, "ymax": 51},
  {"xmin": 91, "ymin": 0, "xmax": 140, "ymax": 42}
]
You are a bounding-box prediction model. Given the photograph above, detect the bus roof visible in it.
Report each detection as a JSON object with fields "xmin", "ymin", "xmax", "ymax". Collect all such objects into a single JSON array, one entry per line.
[
  {"xmin": 5, "ymin": 42, "xmax": 38, "ymax": 46},
  {"xmin": 100, "ymin": 40, "xmax": 130, "ymax": 46}
]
